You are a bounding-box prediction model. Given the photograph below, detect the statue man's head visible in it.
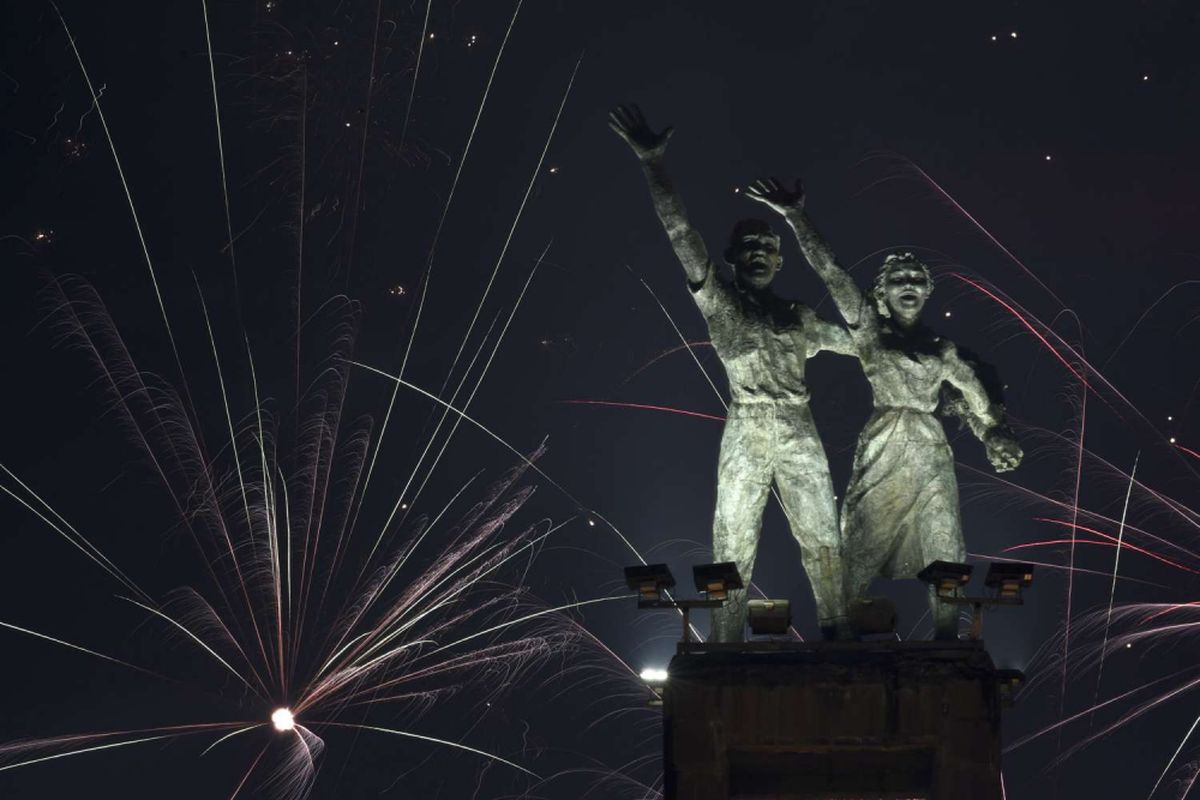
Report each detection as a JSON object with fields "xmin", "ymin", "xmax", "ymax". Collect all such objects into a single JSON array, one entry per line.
[
  {"xmin": 724, "ymin": 218, "xmax": 782, "ymax": 291},
  {"xmin": 873, "ymin": 253, "xmax": 933, "ymax": 326}
]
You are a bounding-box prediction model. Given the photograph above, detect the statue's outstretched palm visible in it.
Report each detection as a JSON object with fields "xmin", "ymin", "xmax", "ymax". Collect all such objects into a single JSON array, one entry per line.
[
  {"xmin": 745, "ymin": 177, "xmax": 805, "ymax": 213},
  {"xmin": 609, "ymin": 104, "xmax": 673, "ymax": 161}
]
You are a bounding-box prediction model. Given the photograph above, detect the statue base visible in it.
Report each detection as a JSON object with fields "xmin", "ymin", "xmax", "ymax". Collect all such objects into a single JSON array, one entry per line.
[{"xmin": 663, "ymin": 640, "xmax": 1003, "ymax": 800}]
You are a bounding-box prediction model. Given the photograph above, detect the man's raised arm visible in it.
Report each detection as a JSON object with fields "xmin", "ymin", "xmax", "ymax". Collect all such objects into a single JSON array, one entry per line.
[
  {"xmin": 609, "ymin": 104, "xmax": 709, "ymax": 285},
  {"xmin": 746, "ymin": 178, "xmax": 867, "ymax": 328}
]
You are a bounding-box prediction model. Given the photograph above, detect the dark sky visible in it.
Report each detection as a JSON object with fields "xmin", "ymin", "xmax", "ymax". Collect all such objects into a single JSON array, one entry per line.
[{"xmin": 3, "ymin": 1, "xmax": 1200, "ymax": 797}]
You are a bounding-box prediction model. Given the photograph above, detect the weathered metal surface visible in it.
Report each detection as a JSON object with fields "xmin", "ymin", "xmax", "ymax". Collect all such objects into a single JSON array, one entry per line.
[{"xmin": 663, "ymin": 643, "xmax": 1003, "ymax": 800}]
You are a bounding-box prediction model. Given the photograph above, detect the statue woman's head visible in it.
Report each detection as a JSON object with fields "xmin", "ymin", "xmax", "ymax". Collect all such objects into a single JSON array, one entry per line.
[{"xmin": 873, "ymin": 253, "xmax": 933, "ymax": 327}]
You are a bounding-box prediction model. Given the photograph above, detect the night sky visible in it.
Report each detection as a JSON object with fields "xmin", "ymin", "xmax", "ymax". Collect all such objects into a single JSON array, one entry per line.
[{"xmin": 3, "ymin": 1, "xmax": 1200, "ymax": 797}]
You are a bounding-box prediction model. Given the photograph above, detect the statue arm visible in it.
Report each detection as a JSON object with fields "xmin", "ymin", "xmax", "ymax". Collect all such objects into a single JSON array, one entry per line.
[
  {"xmin": 609, "ymin": 104, "xmax": 710, "ymax": 285},
  {"xmin": 782, "ymin": 207, "xmax": 868, "ymax": 328},
  {"xmin": 943, "ymin": 344, "xmax": 1023, "ymax": 472},
  {"xmin": 804, "ymin": 310, "xmax": 857, "ymax": 358},
  {"xmin": 640, "ymin": 156, "xmax": 712, "ymax": 285},
  {"xmin": 744, "ymin": 178, "xmax": 868, "ymax": 328}
]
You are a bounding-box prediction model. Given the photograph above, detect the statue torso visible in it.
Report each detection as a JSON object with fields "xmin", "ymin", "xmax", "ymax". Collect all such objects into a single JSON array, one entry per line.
[{"xmin": 692, "ymin": 269, "xmax": 811, "ymax": 404}]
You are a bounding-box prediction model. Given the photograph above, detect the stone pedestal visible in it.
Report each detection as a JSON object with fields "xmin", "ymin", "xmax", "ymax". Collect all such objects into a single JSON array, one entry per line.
[{"xmin": 663, "ymin": 641, "xmax": 1003, "ymax": 800}]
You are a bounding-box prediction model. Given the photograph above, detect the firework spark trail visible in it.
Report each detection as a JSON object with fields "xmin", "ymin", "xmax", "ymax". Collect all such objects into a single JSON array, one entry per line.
[
  {"xmin": 620, "ymin": 340, "xmax": 714, "ymax": 386},
  {"xmin": 348, "ymin": 361, "xmax": 680, "ymax": 631},
  {"xmin": 335, "ymin": 517, "xmax": 578, "ymax": 680},
  {"xmin": 908, "ymin": 160, "xmax": 1065, "ymax": 306},
  {"xmin": 402, "ymin": 242, "xmax": 552, "ymax": 516},
  {"xmin": 120, "ymin": 596, "xmax": 267, "ymax": 697},
  {"xmin": 50, "ymin": 4, "xmax": 191, "ymax": 397},
  {"xmin": 969, "ymin": 552, "xmax": 1165, "ymax": 588},
  {"xmin": 196, "ymin": 279, "xmax": 275, "ymax": 682},
  {"xmin": 955, "ymin": 275, "xmax": 1200, "ymax": 468},
  {"xmin": 313, "ymin": 721, "xmax": 538, "ymax": 778},
  {"xmin": 0, "ymin": 462, "xmax": 148, "ymax": 601},
  {"xmin": 245, "ymin": 337, "xmax": 288, "ymax": 696},
  {"xmin": 1004, "ymin": 664, "xmax": 1200, "ymax": 754},
  {"xmin": 227, "ymin": 743, "xmax": 270, "ymax": 800},
  {"xmin": 44, "ymin": 278, "xmax": 269, "ymax": 661},
  {"xmin": 1148, "ymin": 711, "xmax": 1200, "ymax": 799},
  {"xmin": 632, "ymin": 270, "xmax": 727, "ymax": 411},
  {"xmin": 0, "ymin": 620, "xmax": 155, "ymax": 675},
  {"xmin": 1102, "ymin": 281, "xmax": 1200, "ymax": 368},
  {"xmin": 1023, "ymin": 517, "xmax": 1200, "ymax": 575},
  {"xmin": 1003, "ymin": 536, "xmax": 1199, "ymax": 576},
  {"xmin": 342, "ymin": 0, "xmax": 384, "ymax": 283},
  {"xmin": 200, "ymin": 0, "xmax": 238, "ymax": 293},
  {"xmin": 991, "ymin": 422, "xmax": 1200, "ymax": 555},
  {"xmin": 201, "ymin": 724, "xmax": 262, "ymax": 757},
  {"xmin": 0, "ymin": 722, "xmax": 250, "ymax": 774},
  {"xmin": 952, "ymin": 273, "xmax": 1084, "ymax": 384},
  {"xmin": 352, "ymin": 0, "xmax": 524, "ymax": 551},
  {"xmin": 397, "ymin": 0, "xmax": 433, "ymax": 149},
  {"xmin": 314, "ymin": 472, "xmax": 484, "ymax": 681},
  {"xmin": 1177, "ymin": 443, "xmax": 1200, "ymax": 462},
  {"xmin": 440, "ymin": 54, "xmax": 582, "ymax": 393},
  {"xmin": 361, "ymin": 316, "xmax": 501, "ymax": 570},
  {"xmin": 561, "ymin": 399, "xmax": 726, "ymax": 423},
  {"xmin": 294, "ymin": 64, "xmax": 308, "ymax": 409}
]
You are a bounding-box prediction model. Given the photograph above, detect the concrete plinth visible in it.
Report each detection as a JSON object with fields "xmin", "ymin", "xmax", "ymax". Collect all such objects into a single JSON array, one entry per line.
[{"xmin": 663, "ymin": 641, "xmax": 1003, "ymax": 800}]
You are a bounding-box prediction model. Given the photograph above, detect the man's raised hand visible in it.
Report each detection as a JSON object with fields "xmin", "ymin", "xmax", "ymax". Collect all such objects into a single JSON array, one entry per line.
[
  {"xmin": 609, "ymin": 104, "xmax": 673, "ymax": 162},
  {"xmin": 745, "ymin": 177, "xmax": 806, "ymax": 214}
]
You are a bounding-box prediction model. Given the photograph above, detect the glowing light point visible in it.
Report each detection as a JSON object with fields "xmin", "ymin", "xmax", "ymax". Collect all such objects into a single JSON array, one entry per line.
[
  {"xmin": 1125, "ymin": 642, "xmax": 1133, "ymax": 649},
  {"xmin": 400, "ymin": 502, "xmax": 409, "ymax": 510},
  {"xmin": 548, "ymin": 166, "xmax": 559, "ymax": 174},
  {"xmin": 271, "ymin": 708, "xmax": 295, "ymax": 732},
  {"xmin": 1010, "ymin": 31, "xmax": 1018, "ymax": 38},
  {"xmin": 429, "ymin": 32, "xmax": 436, "ymax": 40},
  {"xmin": 1170, "ymin": 437, "xmax": 1177, "ymax": 444},
  {"xmin": 944, "ymin": 311, "xmax": 952, "ymax": 318},
  {"xmin": 587, "ymin": 518, "xmax": 596, "ymax": 527},
  {"xmin": 990, "ymin": 35, "xmax": 997, "ymax": 41},
  {"xmin": 1143, "ymin": 74, "xmax": 1150, "ymax": 81},
  {"xmin": 1044, "ymin": 155, "xmax": 1052, "ymax": 161},
  {"xmin": 640, "ymin": 668, "xmax": 668, "ymax": 683},
  {"xmin": 1168, "ymin": 415, "xmax": 1174, "ymax": 421}
]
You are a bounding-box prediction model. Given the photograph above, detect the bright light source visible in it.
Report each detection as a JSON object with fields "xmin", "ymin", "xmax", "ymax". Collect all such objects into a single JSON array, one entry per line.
[
  {"xmin": 271, "ymin": 708, "xmax": 295, "ymax": 732},
  {"xmin": 640, "ymin": 668, "xmax": 668, "ymax": 683}
]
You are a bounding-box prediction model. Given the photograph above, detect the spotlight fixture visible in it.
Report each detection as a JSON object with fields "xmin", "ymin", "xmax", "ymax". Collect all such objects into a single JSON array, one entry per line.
[
  {"xmin": 692, "ymin": 562, "xmax": 744, "ymax": 601},
  {"xmin": 916, "ymin": 560, "xmax": 973, "ymax": 598},
  {"xmin": 984, "ymin": 562, "xmax": 1035, "ymax": 600},
  {"xmin": 624, "ymin": 563, "xmax": 676, "ymax": 608}
]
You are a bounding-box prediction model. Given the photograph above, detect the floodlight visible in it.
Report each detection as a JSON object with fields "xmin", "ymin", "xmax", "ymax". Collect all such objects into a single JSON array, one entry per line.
[
  {"xmin": 639, "ymin": 667, "xmax": 668, "ymax": 685},
  {"xmin": 747, "ymin": 599, "xmax": 791, "ymax": 636},
  {"xmin": 692, "ymin": 562, "xmax": 743, "ymax": 601},
  {"xmin": 984, "ymin": 562, "xmax": 1034, "ymax": 599},
  {"xmin": 917, "ymin": 560, "xmax": 973, "ymax": 596},
  {"xmin": 624, "ymin": 563, "xmax": 676, "ymax": 607}
]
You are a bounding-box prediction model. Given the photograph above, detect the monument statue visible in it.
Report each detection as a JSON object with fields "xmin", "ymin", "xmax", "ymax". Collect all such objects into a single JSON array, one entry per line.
[
  {"xmin": 746, "ymin": 177, "xmax": 1024, "ymax": 639},
  {"xmin": 609, "ymin": 105, "xmax": 855, "ymax": 641}
]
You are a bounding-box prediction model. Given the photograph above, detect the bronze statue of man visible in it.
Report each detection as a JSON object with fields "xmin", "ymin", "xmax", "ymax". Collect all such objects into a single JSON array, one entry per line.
[
  {"xmin": 746, "ymin": 177, "xmax": 1023, "ymax": 640},
  {"xmin": 610, "ymin": 105, "xmax": 855, "ymax": 641}
]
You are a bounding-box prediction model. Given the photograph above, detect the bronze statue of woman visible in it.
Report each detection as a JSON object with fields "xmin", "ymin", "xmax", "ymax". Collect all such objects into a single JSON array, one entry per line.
[{"xmin": 747, "ymin": 177, "xmax": 1023, "ymax": 639}]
